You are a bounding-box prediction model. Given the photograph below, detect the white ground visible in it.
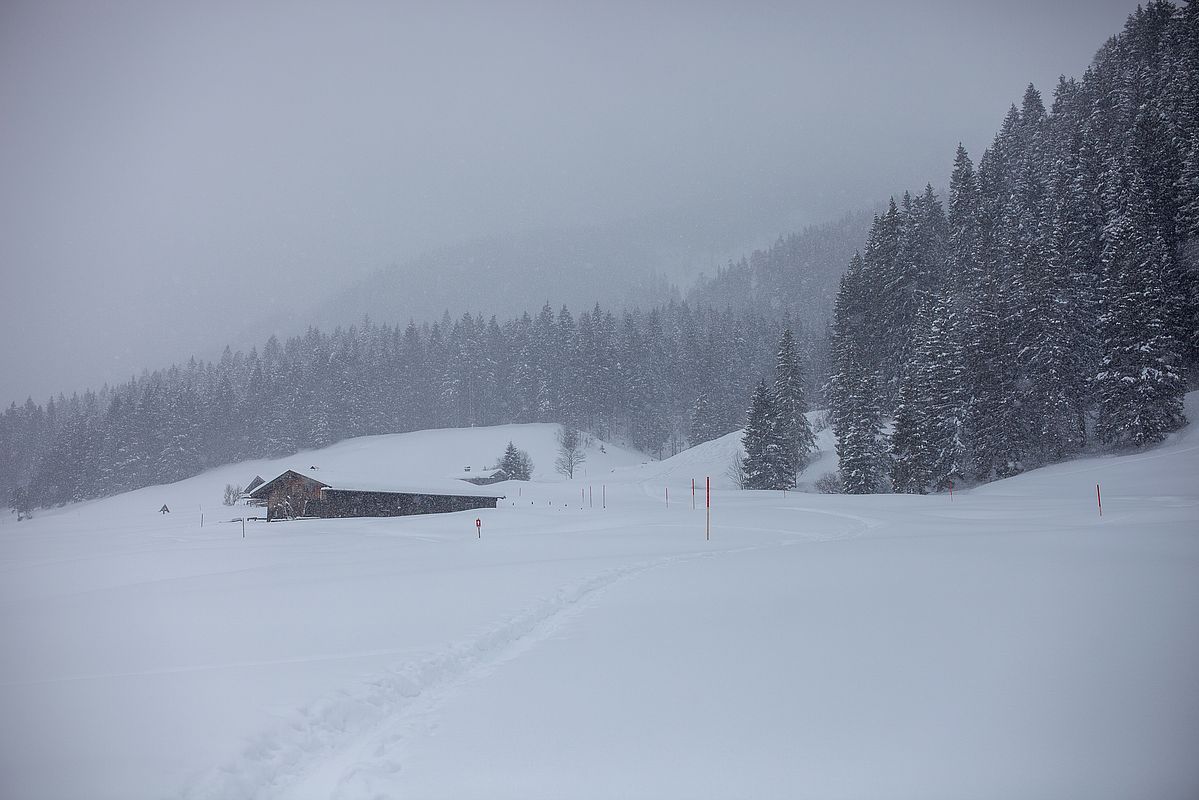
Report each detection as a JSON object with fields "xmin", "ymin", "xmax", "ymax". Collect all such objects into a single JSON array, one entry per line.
[{"xmin": 1, "ymin": 409, "xmax": 1197, "ymax": 800}]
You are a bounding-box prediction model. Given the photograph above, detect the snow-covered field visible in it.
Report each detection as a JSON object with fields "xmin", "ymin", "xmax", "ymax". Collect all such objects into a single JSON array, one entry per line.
[{"xmin": 2, "ymin": 406, "xmax": 1197, "ymax": 800}]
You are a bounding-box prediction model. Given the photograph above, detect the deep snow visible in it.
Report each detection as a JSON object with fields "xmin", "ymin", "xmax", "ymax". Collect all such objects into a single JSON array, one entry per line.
[{"xmin": 1, "ymin": 409, "xmax": 1197, "ymax": 799}]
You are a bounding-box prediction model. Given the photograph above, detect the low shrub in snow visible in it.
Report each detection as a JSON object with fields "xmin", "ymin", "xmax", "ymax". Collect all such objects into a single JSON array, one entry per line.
[{"xmin": 814, "ymin": 471, "xmax": 844, "ymax": 494}]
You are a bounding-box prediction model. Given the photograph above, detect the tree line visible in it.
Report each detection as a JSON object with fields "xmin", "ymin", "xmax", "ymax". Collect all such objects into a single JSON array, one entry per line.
[{"xmin": 2, "ymin": 303, "xmax": 817, "ymax": 509}]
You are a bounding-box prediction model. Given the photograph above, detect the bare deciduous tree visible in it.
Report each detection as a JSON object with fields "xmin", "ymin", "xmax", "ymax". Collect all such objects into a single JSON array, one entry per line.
[
  {"xmin": 555, "ymin": 427, "xmax": 586, "ymax": 479},
  {"xmin": 727, "ymin": 450, "xmax": 747, "ymax": 489}
]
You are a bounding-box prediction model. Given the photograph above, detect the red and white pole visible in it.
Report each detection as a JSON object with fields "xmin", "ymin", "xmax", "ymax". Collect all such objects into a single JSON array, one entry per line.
[
  {"xmin": 691, "ymin": 478, "xmax": 695, "ymax": 510},
  {"xmin": 1096, "ymin": 483, "xmax": 1103, "ymax": 517},
  {"xmin": 706, "ymin": 476, "xmax": 711, "ymax": 541}
]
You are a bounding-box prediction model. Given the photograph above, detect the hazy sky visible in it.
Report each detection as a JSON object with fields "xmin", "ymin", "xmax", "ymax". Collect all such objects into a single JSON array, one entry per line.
[{"xmin": 0, "ymin": 0, "xmax": 1137, "ymax": 406}]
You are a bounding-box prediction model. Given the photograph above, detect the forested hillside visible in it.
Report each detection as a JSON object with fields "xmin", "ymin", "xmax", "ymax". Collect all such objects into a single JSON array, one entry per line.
[
  {"xmin": 2, "ymin": 304, "xmax": 808, "ymax": 508},
  {"xmin": 828, "ymin": 1, "xmax": 1198, "ymax": 493},
  {"xmin": 687, "ymin": 211, "xmax": 874, "ymax": 325},
  {"xmin": 2, "ymin": 205, "xmax": 863, "ymax": 510}
]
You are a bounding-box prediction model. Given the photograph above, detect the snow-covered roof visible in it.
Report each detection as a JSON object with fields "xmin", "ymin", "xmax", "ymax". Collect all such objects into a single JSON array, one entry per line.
[
  {"xmin": 452, "ymin": 467, "xmax": 506, "ymax": 479},
  {"xmin": 251, "ymin": 467, "xmax": 505, "ymax": 499}
]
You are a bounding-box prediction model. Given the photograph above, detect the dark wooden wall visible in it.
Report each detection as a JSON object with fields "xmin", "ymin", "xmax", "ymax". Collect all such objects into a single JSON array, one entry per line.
[{"xmin": 315, "ymin": 490, "xmax": 499, "ymax": 518}]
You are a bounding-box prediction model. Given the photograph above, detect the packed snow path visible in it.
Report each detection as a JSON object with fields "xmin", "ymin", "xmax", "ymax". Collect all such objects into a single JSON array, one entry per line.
[{"xmin": 1, "ymin": 414, "xmax": 1197, "ymax": 799}]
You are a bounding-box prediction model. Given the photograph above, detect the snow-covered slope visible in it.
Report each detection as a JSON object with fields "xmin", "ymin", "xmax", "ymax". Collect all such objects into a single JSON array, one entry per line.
[
  {"xmin": 1, "ymin": 403, "xmax": 1196, "ymax": 800},
  {"xmin": 615, "ymin": 410, "xmax": 838, "ymax": 491},
  {"xmin": 14, "ymin": 423, "xmax": 646, "ymax": 528}
]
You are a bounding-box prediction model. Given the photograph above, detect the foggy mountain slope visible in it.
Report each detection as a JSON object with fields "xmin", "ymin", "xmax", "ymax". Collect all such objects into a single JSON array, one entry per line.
[
  {"xmin": 242, "ymin": 204, "xmax": 875, "ymax": 356},
  {"xmin": 687, "ymin": 210, "xmax": 875, "ymax": 322},
  {"xmin": 309, "ymin": 225, "xmax": 679, "ymax": 333},
  {"xmin": 251, "ymin": 207, "xmax": 751, "ymax": 340}
]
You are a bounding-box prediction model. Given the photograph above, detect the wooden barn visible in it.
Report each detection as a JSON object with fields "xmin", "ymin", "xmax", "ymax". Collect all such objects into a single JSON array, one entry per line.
[{"xmin": 247, "ymin": 467, "xmax": 504, "ymax": 521}]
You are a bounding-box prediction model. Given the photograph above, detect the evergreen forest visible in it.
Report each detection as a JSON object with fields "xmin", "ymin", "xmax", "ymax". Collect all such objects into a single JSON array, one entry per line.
[{"xmin": 827, "ymin": 1, "xmax": 1197, "ymax": 493}]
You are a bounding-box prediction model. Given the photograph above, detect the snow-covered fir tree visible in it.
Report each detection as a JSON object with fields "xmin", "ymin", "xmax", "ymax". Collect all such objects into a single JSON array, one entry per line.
[
  {"xmin": 1094, "ymin": 168, "xmax": 1187, "ymax": 446},
  {"xmin": 499, "ymin": 441, "xmax": 534, "ymax": 481},
  {"xmin": 741, "ymin": 381, "xmax": 790, "ymax": 490},
  {"xmin": 915, "ymin": 289, "xmax": 967, "ymax": 490},
  {"xmin": 770, "ymin": 328, "xmax": 817, "ymax": 480},
  {"xmin": 833, "ymin": 349, "xmax": 885, "ymax": 495},
  {"xmin": 889, "ymin": 291, "xmax": 965, "ymax": 493}
]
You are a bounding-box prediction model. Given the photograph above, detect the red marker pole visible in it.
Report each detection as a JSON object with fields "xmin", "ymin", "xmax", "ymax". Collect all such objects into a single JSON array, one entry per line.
[
  {"xmin": 589, "ymin": 486, "xmax": 593, "ymax": 508},
  {"xmin": 475, "ymin": 518, "xmax": 482, "ymax": 539},
  {"xmin": 949, "ymin": 480, "xmax": 953, "ymax": 502},
  {"xmin": 602, "ymin": 485, "xmax": 606, "ymax": 509},
  {"xmin": 691, "ymin": 478, "xmax": 695, "ymax": 510},
  {"xmin": 666, "ymin": 486, "xmax": 669, "ymax": 508},
  {"xmin": 706, "ymin": 476, "xmax": 711, "ymax": 541},
  {"xmin": 1096, "ymin": 483, "xmax": 1103, "ymax": 517}
]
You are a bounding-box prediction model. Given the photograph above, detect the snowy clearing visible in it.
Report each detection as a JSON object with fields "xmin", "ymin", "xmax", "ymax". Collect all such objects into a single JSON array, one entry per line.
[{"xmin": 1, "ymin": 408, "xmax": 1197, "ymax": 799}]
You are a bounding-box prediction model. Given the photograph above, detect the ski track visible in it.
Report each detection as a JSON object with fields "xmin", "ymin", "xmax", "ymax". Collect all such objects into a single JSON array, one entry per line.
[{"xmin": 177, "ymin": 509, "xmax": 868, "ymax": 800}]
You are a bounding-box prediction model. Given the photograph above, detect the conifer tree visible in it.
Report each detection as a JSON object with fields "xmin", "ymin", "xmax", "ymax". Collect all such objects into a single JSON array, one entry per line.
[
  {"xmin": 917, "ymin": 289, "xmax": 967, "ymax": 490},
  {"xmin": 964, "ymin": 139, "xmax": 1025, "ymax": 480},
  {"xmin": 1095, "ymin": 168, "xmax": 1187, "ymax": 446},
  {"xmin": 499, "ymin": 441, "xmax": 533, "ymax": 480},
  {"xmin": 741, "ymin": 381, "xmax": 788, "ymax": 490},
  {"xmin": 826, "ymin": 253, "xmax": 867, "ymax": 423},
  {"xmin": 863, "ymin": 200, "xmax": 902, "ymax": 400},
  {"xmin": 828, "ymin": 252, "xmax": 885, "ymax": 494},
  {"xmin": 771, "ymin": 328, "xmax": 817, "ymax": 479},
  {"xmin": 834, "ymin": 351, "xmax": 884, "ymax": 495},
  {"xmin": 889, "ymin": 372, "xmax": 930, "ymax": 494},
  {"xmin": 890, "ymin": 290, "xmax": 965, "ymax": 493}
]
